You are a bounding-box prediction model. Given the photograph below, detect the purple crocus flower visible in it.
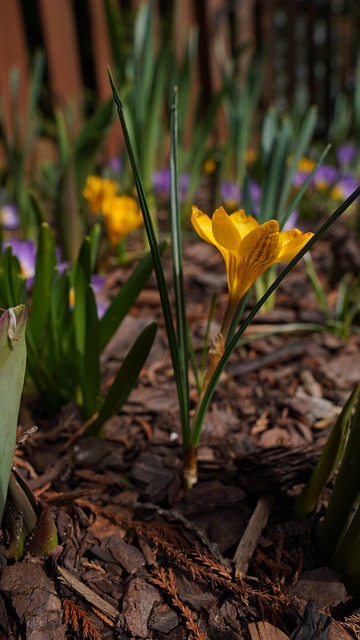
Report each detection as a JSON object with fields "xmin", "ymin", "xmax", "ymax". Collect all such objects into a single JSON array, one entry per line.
[
  {"xmin": 152, "ymin": 168, "xmax": 171, "ymax": 197},
  {"xmin": 0, "ymin": 203, "xmax": 20, "ymax": 230},
  {"xmin": 332, "ymin": 174, "xmax": 359, "ymax": 200},
  {"xmin": 3, "ymin": 239, "xmax": 36, "ymax": 286},
  {"xmin": 336, "ymin": 143, "xmax": 357, "ymax": 167},
  {"xmin": 108, "ymin": 156, "xmax": 123, "ymax": 174},
  {"xmin": 152, "ymin": 168, "xmax": 190, "ymax": 202},
  {"xmin": 220, "ymin": 181, "xmax": 241, "ymax": 206},
  {"xmin": 91, "ymin": 274, "xmax": 108, "ymax": 318},
  {"xmin": 248, "ymin": 180, "xmax": 262, "ymax": 214},
  {"xmin": 313, "ymin": 164, "xmax": 338, "ymax": 190}
]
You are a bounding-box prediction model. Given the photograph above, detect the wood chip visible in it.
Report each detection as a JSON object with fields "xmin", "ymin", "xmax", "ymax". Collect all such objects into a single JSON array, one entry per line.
[
  {"xmin": 57, "ymin": 565, "xmax": 119, "ymax": 622},
  {"xmin": 248, "ymin": 621, "xmax": 289, "ymax": 639},
  {"xmin": 233, "ymin": 494, "xmax": 274, "ymax": 578}
]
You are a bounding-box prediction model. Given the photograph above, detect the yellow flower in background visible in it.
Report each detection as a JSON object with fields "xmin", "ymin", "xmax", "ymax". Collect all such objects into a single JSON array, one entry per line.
[
  {"xmin": 102, "ymin": 195, "xmax": 143, "ymax": 245},
  {"xmin": 245, "ymin": 148, "xmax": 256, "ymax": 166},
  {"xmin": 203, "ymin": 158, "xmax": 217, "ymax": 175},
  {"xmin": 83, "ymin": 175, "xmax": 118, "ymax": 214},
  {"xmin": 191, "ymin": 205, "xmax": 313, "ymax": 306},
  {"xmin": 297, "ymin": 157, "xmax": 316, "ymax": 173}
]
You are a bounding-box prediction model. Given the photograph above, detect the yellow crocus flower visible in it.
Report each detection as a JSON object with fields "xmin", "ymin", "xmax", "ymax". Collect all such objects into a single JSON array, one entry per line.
[
  {"xmin": 191, "ymin": 205, "xmax": 313, "ymax": 308},
  {"xmin": 102, "ymin": 195, "xmax": 143, "ymax": 245},
  {"xmin": 83, "ymin": 176, "xmax": 118, "ymax": 215}
]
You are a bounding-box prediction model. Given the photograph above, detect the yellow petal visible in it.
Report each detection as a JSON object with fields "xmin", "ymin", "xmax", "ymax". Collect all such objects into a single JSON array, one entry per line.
[
  {"xmin": 228, "ymin": 220, "xmax": 281, "ymax": 301},
  {"xmin": 230, "ymin": 209, "xmax": 259, "ymax": 238},
  {"xmin": 212, "ymin": 207, "xmax": 241, "ymax": 251},
  {"xmin": 276, "ymin": 229, "xmax": 314, "ymax": 263},
  {"xmin": 191, "ymin": 205, "xmax": 217, "ymax": 246}
]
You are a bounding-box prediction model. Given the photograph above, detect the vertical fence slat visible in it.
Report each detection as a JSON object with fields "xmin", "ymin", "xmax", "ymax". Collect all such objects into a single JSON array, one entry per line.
[
  {"xmin": 37, "ymin": 0, "xmax": 83, "ymax": 124},
  {"xmin": 0, "ymin": 0, "xmax": 29, "ymax": 139},
  {"xmin": 87, "ymin": 0, "xmax": 122, "ymax": 157}
]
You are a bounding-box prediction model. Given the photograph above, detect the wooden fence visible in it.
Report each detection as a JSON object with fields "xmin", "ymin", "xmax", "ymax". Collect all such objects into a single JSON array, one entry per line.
[{"xmin": 0, "ymin": 0, "xmax": 359, "ymax": 157}]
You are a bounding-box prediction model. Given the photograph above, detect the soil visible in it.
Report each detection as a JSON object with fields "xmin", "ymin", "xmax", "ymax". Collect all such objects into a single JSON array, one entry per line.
[{"xmin": 1, "ymin": 218, "xmax": 360, "ymax": 639}]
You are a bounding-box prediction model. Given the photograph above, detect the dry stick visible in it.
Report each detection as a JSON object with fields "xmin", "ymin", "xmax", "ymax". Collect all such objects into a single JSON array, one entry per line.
[
  {"xmin": 57, "ymin": 565, "xmax": 119, "ymax": 622},
  {"xmin": 233, "ymin": 494, "xmax": 274, "ymax": 579}
]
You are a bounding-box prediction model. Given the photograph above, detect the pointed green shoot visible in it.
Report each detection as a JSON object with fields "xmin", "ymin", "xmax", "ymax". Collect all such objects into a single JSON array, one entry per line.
[
  {"xmin": 30, "ymin": 222, "xmax": 57, "ymax": 349},
  {"xmin": 108, "ymin": 68, "xmax": 190, "ymax": 443},
  {"xmin": 294, "ymin": 384, "xmax": 360, "ymax": 518},
  {"xmin": 81, "ymin": 286, "xmax": 101, "ymax": 419},
  {"xmin": 0, "ymin": 305, "xmax": 27, "ymax": 523},
  {"xmin": 74, "ymin": 236, "xmax": 92, "ymax": 361},
  {"xmin": 319, "ymin": 392, "xmax": 360, "ymax": 564},
  {"xmin": 170, "ymin": 87, "xmax": 190, "ymax": 438}
]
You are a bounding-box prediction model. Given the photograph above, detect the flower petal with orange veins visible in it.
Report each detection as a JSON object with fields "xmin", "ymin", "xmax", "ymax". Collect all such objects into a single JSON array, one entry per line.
[{"xmin": 235, "ymin": 220, "xmax": 282, "ymax": 296}]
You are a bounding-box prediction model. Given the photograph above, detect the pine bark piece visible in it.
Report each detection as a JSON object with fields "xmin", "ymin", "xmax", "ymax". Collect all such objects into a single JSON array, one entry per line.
[
  {"xmin": 248, "ymin": 621, "xmax": 289, "ymax": 639},
  {"xmin": 0, "ymin": 563, "xmax": 67, "ymax": 640},
  {"xmin": 122, "ymin": 577, "xmax": 160, "ymax": 638},
  {"xmin": 233, "ymin": 494, "xmax": 274, "ymax": 579}
]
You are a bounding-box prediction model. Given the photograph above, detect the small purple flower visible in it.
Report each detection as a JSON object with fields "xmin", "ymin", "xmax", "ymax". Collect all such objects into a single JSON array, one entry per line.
[
  {"xmin": 336, "ymin": 143, "xmax": 357, "ymax": 167},
  {"xmin": 91, "ymin": 274, "xmax": 108, "ymax": 318},
  {"xmin": 180, "ymin": 173, "xmax": 190, "ymax": 201},
  {"xmin": 108, "ymin": 157, "xmax": 123, "ymax": 174},
  {"xmin": 3, "ymin": 239, "xmax": 36, "ymax": 287},
  {"xmin": 248, "ymin": 180, "xmax": 262, "ymax": 214},
  {"xmin": 0, "ymin": 203, "xmax": 20, "ymax": 230},
  {"xmin": 313, "ymin": 164, "xmax": 338, "ymax": 190},
  {"xmin": 220, "ymin": 182, "xmax": 241, "ymax": 206},
  {"xmin": 152, "ymin": 168, "xmax": 170, "ymax": 197},
  {"xmin": 332, "ymin": 174, "xmax": 359, "ymax": 200},
  {"xmin": 152, "ymin": 168, "xmax": 190, "ymax": 201}
]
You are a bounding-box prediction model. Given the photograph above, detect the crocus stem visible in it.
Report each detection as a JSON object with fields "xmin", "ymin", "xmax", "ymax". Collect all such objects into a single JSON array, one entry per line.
[
  {"xmin": 183, "ymin": 446, "xmax": 198, "ymax": 490},
  {"xmin": 201, "ymin": 297, "xmax": 238, "ymax": 393},
  {"xmin": 183, "ymin": 298, "xmax": 239, "ymax": 490}
]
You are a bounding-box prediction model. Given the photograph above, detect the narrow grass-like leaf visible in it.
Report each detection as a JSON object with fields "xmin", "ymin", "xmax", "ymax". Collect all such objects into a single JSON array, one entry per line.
[
  {"xmin": 30, "ymin": 223, "xmax": 56, "ymax": 348},
  {"xmin": 108, "ymin": 69, "xmax": 189, "ymax": 440},
  {"xmin": 99, "ymin": 243, "xmax": 165, "ymax": 352},
  {"xmin": 294, "ymin": 384, "xmax": 360, "ymax": 518},
  {"xmin": 90, "ymin": 322, "xmax": 158, "ymax": 435},
  {"xmin": 26, "ymin": 327, "xmax": 66, "ymax": 410},
  {"xmin": 74, "ymin": 100, "xmax": 114, "ymax": 195},
  {"xmin": 170, "ymin": 88, "xmax": 190, "ymax": 439},
  {"xmin": 2, "ymin": 248, "xmax": 24, "ymax": 308},
  {"xmin": 0, "ymin": 306, "xmax": 27, "ymax": 523},
  {"xmin": 104, "ymin": 0, "xmax": 127, "ymax": 84},
  {"xmin": 74, "ymin": 237, "xmax": 91, "ymax": 361},
  {"xmin": 259, "ymin": 118, "xmax": 290, "ymax": 222},
  {"xmin": 81, "ymin": 286, "xmax": 101, "ymax": 419},
  {"xmin": 278, "ymin": 105, "xmax": 318, "ymax": 214},
  {"xmin": 191, "ymin": 185, "xmax": 360, "ymax": 445},
  {"xmin": 88, "ymin": 223, "xmax": 102, "ymax": 272},
  {"xmin": 334, "ymin": 506, "xmax": 360, "ymax": 596}
]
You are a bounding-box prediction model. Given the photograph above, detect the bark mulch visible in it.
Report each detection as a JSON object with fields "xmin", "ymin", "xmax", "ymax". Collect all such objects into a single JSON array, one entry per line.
[{"xmin": 1, "ymin": 223, "xmax": 360, "ymax": 639}]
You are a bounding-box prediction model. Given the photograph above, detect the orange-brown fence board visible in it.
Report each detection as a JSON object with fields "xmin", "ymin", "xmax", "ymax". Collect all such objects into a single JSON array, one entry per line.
[
  {"xmin": 0, "ymin": 0, "xmax": 360, "ymax": 160},
  {"xmin": 0, "ymin": 0, "xmax": 29, "ymax": 139}
]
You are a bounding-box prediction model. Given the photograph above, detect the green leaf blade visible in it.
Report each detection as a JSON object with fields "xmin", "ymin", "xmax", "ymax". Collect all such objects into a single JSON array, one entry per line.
[{"xmin": 0, "ymin": 305, "xmax": 27, "ymax": 522}]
